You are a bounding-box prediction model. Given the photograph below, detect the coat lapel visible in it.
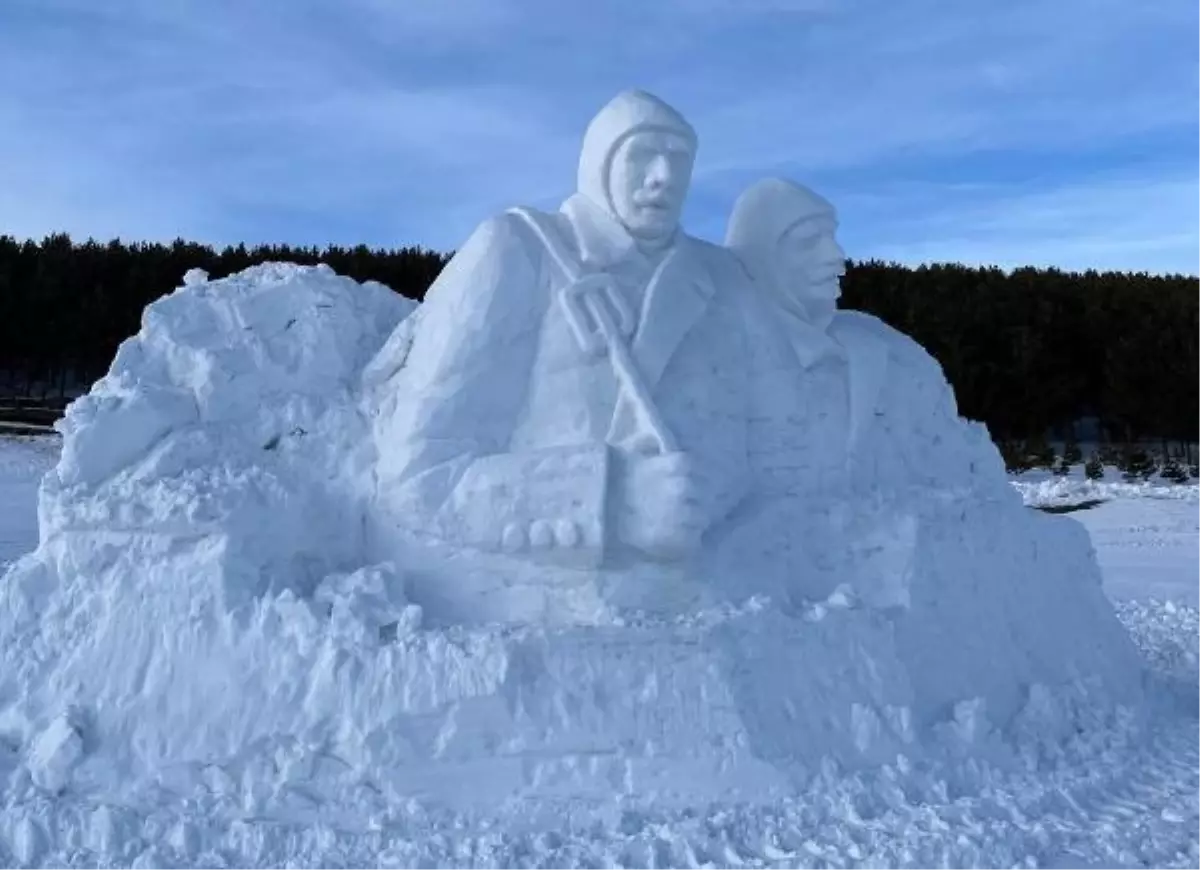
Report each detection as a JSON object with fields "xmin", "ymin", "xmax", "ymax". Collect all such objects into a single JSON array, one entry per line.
[
  {"xmin": 561, "ymin": 195, "xmax": 715, "ymax": 390},
  {"xmin": 562, "ymin": 194, "xmax": 636, "ymax": 272},
  {"xmin": 834, "ymin": 321, "xmax": 890, "ymax": 459},
  {"xmin": 630, "ymin": 237, "xmax": 715, "ymax": 389},
  {"xmin": 784, "ymin": 314, "xmax": 844, "ymax": 370},
  {"xmin": 607, "ymin": 251, "xmax": 713, "ymax": 453}
]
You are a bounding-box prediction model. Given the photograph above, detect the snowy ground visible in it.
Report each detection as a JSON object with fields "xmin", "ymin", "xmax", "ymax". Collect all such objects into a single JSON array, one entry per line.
[
  {"xmin": 1013, "ymin": 468, "xmax": 1200, "ymax": 608},
  {"xmin": 1, "ymin": 436, "xmax": 1197, "ymax": 868},
  {"xmin": 0, "ymin": 436, "xmax": 57, "ymax": 568}
]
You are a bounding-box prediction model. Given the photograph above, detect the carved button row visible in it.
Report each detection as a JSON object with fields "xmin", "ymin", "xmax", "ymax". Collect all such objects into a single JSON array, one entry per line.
[{"xmin": 501, "ymin": 519, "xmax": 581, "ymax": 552}]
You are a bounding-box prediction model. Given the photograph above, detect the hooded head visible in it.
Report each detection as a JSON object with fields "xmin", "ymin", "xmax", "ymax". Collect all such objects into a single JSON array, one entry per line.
[
  {"xmin": 577, "ymin": 90, "xmax": 697, "ymax": 248},
  {"xmin": 726, "ymin": 178, "xmax": 846, "ymax": 329}
]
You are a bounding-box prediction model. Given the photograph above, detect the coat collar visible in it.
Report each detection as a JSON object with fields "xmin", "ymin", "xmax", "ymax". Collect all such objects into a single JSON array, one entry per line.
[
  {"xmin": 558, "ymin": 191, "xmax": 715, "ymax": 388},
  {"xmin": 554, "ymin": 196, "xmax": 718, "ymax": 452},
  {"xmin": 779, "ymin": 307, "xmax": 845, "ymax": 369},
  {"xmin": 560, "ymin": 193, "xmax": 684, "ymax": 272}
]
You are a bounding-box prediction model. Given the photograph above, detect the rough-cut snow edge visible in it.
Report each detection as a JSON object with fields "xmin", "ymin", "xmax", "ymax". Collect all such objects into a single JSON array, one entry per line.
[
  {"xmin": 0, "ymin": 601, "xmax": 1193, "ymax": 870},
  {"xmin": 1012, "ymin": 469, "xmax": 1199, "ymax": 508}
]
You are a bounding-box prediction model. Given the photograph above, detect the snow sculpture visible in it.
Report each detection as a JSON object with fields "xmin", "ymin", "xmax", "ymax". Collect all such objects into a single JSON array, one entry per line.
[
  {"xmin": 0, "ymin": 93, "xmax": 1149, "ymax": 817},
  {"xmin": 716, "ymin": 176, "xmax": 1143, "ymax": 725},
  {"xmin": 370, "ymin": 90, "xmax": 757, "ymax": 625},
  {"xmin": 727, "ymin": 178, "xmax": 846, "ymax": 332}
]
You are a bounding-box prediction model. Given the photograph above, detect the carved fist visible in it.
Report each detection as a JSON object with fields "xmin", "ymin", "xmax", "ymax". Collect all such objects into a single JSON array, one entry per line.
[{"xmin": 614, "ymin": 452, "xmax": 711, "ymax": 561}]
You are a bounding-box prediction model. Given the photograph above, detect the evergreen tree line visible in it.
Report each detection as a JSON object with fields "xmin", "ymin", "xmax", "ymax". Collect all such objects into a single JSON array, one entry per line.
[
  {"xmin": 839, "ymin": 260, "xmax": 1198, "ymax": 469},
  {"xmin": 1, "ymin": 234, "xmax": 1196, "ymax": 466},
  {"xmin": 0, "ymin": 234, "xmax": 445, "ymax": 406}
]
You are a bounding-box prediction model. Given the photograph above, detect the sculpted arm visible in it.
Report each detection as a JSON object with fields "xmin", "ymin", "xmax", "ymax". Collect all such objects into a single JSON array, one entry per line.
[{"xmin": 374, "ymin": 215, "xmax": 609, "ymax": 566}]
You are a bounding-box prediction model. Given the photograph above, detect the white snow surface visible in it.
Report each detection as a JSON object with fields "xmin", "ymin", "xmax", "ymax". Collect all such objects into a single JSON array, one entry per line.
[
  {"xmin": 0, "ymin": 437, "xmax": 56, "ymax": 570},
  {"xmin": 1014, "ymin": 469, "xmax": 1200, "ymax": 608},
  {"xmin": 0, "ymin": 263, "xmax": 1194, "ymax": 867},
  {"xmin": 0, "ymin": 472, "xmax": 1196, "ymax": 868}
]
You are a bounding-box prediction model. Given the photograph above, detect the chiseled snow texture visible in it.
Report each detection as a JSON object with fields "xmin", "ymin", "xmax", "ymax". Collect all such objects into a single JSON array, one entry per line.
[
  {"xmin": 39, "ymin": 263, "xmax": 413, "ymax": 599},
  {"xmin": 0, "ymin": 445, "xmax": 1195, "ymax": 861},
  {"xmin": 2, "ymin": 264, "xmax": 419, "ymax": 788},
  {"xmin": 1013, "ymin": 469, "xmax": 1200, "ymax": 509},
  {"xmin": 30, "ymin": 442, "xmax": 1200, "ymax": 870},
  {"xmin": 0, "ymin": 263, "xmax": 1151, "ymax": 841}
]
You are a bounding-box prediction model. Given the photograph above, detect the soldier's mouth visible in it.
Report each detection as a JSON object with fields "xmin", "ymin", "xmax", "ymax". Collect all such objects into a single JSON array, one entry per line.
[{"xmin": 810, "ymin": 265, "xmax": 844, "ymax": 282}]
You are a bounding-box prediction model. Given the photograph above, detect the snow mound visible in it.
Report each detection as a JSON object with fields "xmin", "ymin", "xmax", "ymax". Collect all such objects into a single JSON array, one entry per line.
[
  {"xmin": 0, "ymin": 259, "xmax": 1149, "ymax": 817},
  {"xmin": 1013, "ymin": 472, "xmax": 1199, "ymax": 509},
  {"xmin": 39, "ymin": 262, "xmax": 413, "ymax": 603}
]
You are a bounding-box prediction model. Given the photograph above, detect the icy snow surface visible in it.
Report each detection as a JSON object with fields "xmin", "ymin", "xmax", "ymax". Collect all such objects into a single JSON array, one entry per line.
[
  {"xmin": 0, "ymin": 97, "xmax": 1189, "ymax": 858},
  {"xmin": 1014, "ymin": 470, "xmax": 1200, "ymax": 608},
  {"xmin": 0, "ymin": 433, "xmax": 1197, "ymax": 867},
  {"xmin": 0, "ymin": 437, "xmax": 56, "ymax": 569}
]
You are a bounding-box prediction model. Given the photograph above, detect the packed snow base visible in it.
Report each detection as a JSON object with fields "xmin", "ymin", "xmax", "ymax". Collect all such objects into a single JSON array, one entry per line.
[
  {"xmin": 1, "ymin": 440, "xmax": 1195, "ymax": 867},
  {"xmin": 0, "ymin": 263, "xmax": 1151, "ymax": 838}
]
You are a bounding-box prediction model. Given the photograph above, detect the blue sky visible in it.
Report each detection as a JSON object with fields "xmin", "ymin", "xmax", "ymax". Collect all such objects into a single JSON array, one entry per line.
[{"xmin": 2, "ymin": 0, "xmax": 1197, "ymax": 275}]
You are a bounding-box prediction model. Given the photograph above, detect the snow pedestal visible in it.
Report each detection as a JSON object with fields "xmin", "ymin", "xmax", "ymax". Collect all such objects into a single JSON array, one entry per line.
[
  {"xmin": 352, "ymin": 605, "xmax": 918, "ymax": 808},
  {"xmin": 1, "ymin": 529, "xmax": 1138, "ymax": 814},
  {"xmin": 3, "ymin": 541, "xmax": 915, "ymax": 811}
]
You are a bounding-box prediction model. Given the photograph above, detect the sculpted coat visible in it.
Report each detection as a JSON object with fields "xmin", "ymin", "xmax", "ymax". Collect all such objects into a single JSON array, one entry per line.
[
  {"xmin": 368, "ymin": 91, "xmax": 757, "ymax": 624},
  {"xmin": 709, "ymin": 178, "xmax": 1010, "ymax": 610}
]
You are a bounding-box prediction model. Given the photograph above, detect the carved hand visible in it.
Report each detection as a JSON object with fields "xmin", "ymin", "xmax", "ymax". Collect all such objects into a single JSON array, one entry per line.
[{"xmin": 613, "ymin": 452, "xmax": 711, "ymax": 561}]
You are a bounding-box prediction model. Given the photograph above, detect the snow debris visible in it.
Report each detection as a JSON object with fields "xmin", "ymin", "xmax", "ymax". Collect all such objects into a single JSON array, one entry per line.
[{"xmin": 27, "ymin": 712, "xmax": 84, "ymax": 794}]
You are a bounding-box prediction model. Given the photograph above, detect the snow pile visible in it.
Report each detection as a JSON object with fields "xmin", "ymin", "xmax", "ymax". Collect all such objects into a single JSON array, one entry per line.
[
  {"xmin": 0, "ymin": 261, "xmax": 1150, "ymax": 820},
  {"xmin": 0, "ymin": 263, "xmax": 427, "ymax": 803},
  {"xmin": 1014, "ymin": 471, "xmax": 1199, "ymax": 510},
  {"xmin": 39, "ymin": 263, "xmax": 413, "ymax": 603},
  {"xmin": 0, "ymin": 426, "xmax": 1192, "ymax": 866}
]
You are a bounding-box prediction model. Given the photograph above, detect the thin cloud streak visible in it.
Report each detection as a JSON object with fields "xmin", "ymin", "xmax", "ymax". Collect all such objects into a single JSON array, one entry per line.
[
  {"xmin": 0, "ymin": 0, "xmax": 1195, "ymax": 273},
  {"xmin": 860, "ymin": 174, "xmax": 1200, "ymax": 276}
]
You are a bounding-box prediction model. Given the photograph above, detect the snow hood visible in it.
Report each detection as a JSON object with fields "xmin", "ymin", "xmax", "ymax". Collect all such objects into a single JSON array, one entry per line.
[
  {"xmin": 576, "ymin": 89, "xmax": 697, "ymax": 219},
  {"xmin": 725, "ymin": 177, "xmax": 836, "ymax": 269}
]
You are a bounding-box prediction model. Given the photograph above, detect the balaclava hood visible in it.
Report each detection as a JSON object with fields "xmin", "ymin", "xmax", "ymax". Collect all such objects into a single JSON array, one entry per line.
[
  {"xmin": 725, "ymin": 177, "xmax": 835, "ymax": 269},
  {"xmin": 576, "ymin": 90, "xmax": 697, "ymax": 219},
  {"xmin": 725, "ymin": 178, "xmax": 839, "ymax": 325}
]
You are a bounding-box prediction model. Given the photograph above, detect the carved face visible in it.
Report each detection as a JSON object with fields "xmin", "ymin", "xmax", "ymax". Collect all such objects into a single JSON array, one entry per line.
[
  {"xmin": 607, "ymin": 130, "xmax": 694, "ymax": 244},
  {"xmin": 777, "ymin": 214, "xmax": 846, "ymax": 325}
]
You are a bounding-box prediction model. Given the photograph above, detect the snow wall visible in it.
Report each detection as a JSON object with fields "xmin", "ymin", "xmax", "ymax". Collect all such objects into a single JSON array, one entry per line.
[{"xmin": 0, "ymin": 263, "xmax": 1145, "ymax": 814}]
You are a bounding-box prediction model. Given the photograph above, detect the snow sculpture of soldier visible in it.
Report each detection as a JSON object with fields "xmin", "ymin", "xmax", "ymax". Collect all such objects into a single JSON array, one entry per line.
[
  {"xmin": 709, "ymin": 178, "xmax": 1011, "ymax": 610},
  {"xmin": 368, "ymin": 90, "xmax": 757, "ymax": 625},
  {"xmin": 725, "ymin": 178, "xmax": 1007, "ymax": 495},
  {"xmin": 717, "ymin": 176, "xmax": 1142, "ymax": 724}
]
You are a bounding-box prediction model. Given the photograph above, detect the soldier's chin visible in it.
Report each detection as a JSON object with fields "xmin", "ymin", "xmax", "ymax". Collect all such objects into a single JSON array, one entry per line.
[
  {"xmin": 806, "ymin": 299, "xmax": 837, "ymax": 329},
  {"xmin": 627, "ymin": 210, "xmax": 677, "ymax": 241}
]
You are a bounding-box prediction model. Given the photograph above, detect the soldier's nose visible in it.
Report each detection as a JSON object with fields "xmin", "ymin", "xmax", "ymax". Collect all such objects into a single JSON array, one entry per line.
[
  {"xmin": 819, "ymin": 236, "xmax": 845, "ymax": 263},
  {"xmin": 644, "ymin": 154, "xmax": 672, "ymax": 188}
]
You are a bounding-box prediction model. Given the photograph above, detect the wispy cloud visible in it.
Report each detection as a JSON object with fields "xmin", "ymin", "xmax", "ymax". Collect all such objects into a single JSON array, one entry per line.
[
  {"xmin": 854, "ymin": 173, "xmax": 1199, "ymax": 275},
  {"xmin": 0, "ymin": 0, "xmax": 1195, "ymax": 273}
]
